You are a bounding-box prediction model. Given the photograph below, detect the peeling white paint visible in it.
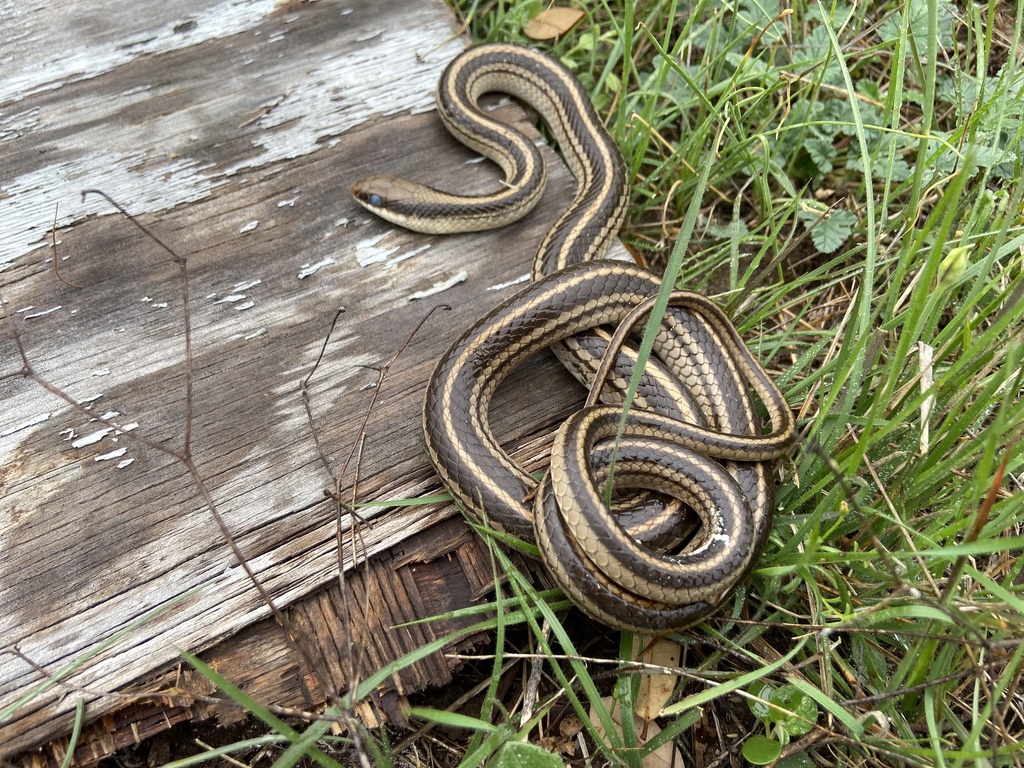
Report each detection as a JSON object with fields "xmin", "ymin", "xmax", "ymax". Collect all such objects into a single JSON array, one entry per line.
[
  {"xmin": 95, "ymin": 447, "xmax": 129, "ymax": 462},
  {"xmin": 354, "ymin": 231, "xmax": 434, "ymax": 269},
  {"xmin": 71, "ymin": 427, "xmax": 113, "ymax": 448},
  {"xmin": 0, "ymin": 0, "xmax": 281, "ymax": 107},
  {"xmin": 1, "ymin": 3, "xmax": 465, "ymax": 271},
  {"xmin": 1, "ymin": 151, "xmax": 217, "ymax": 270},
  {"xmin": 488, "ymin": 273, "xmax": 530, "ymax": 292},
  {"xmin": 385, "ymin": 243, "xmax": 432, "ymax": 269},
  {"xmin": 23, "ymin": 306, "xmax": 61, "ymax": 319},
  {"xmin": 297, "ymin": 258, "xmax": 336, "ymax": 280},
  {"xmin": 0, "ymin": 2, "xmax": 484, "ymax": 746},
  {"xmin": 0, "ymin": 412, "xmax": 51, "ymax": 438},
  {"xmin": 224, "ymin": 20, "xmax": 463, "ymax": 174},
  {"xmin": 408, "ymin": 271, "xmax": 468, "ymax": 300},
  {"xmin": 355, "ymin": 232, "xmax": 401, "ymax": 267},
  {"xmin": 0, "ymin": 107, "xmax": 41, "ymax": 143},
  {"xmin": 239, "ymin": 220, "xmax": 259, "ymax": 233}
]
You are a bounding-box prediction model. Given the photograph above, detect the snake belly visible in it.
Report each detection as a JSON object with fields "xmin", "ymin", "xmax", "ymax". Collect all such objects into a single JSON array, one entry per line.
[{"xmin": 351, "ymin": 43, "xmax": 794, "ymax": 633}]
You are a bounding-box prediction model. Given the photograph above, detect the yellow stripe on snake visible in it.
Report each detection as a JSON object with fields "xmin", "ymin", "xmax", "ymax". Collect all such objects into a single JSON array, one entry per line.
[{"xmin": 352, "ymin": 43, "xmax": 794, "ymax": 633}]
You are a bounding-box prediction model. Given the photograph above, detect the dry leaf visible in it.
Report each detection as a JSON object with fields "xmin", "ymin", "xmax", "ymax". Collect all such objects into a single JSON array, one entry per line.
[
  {"xmin": 634, "ymin": 634, "xmax": 681, "ymax": 721},
  {"xmin": 559, "ymin": 713, "xmax": 584, "ymax": 738},
  {"xmin": 524, "ymin": 7, "xmax": 585, "ymax": 40},
  {"xmin": 589, "ymin": 695, "xmax": 684, "ymax": 768}
]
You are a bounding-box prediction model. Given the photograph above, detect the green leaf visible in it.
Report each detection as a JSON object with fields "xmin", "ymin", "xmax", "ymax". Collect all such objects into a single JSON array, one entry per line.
[
  {"xmin": 799, "ymin": 206, "xmax": 857, "ymax": 253},
  {"xmin": 804, "ymin": 136, "xmax": 836, "ymax": 176},
  {"xmin": 60, "ymin": 698, "xmax": 86, "ymax": 768},
  {"xmin": 664, "ymin": 638, "xmax": 811, "ymax": 716},
  {"xmin": 937, "ymin": 244, "xmax": 971, "ymax": 290},
  {"xmin": 878, "ymin": 0, "xmax": 956, "ymax": 49},
  {"xmin": 848, "ymin": 154, "xmax": 912, "ymax": 181},
  {"xmin": 742, "ymin": 735, "xmax": 783, "ymax": 765},
  {"xmin": 161, "ymin": 737, "xmax": 284, "ymax": 768},
  {"xmin": 778, "ymin": 752, "xmax": 817, "ymax": 768},
  {"xmin": 490, "ymin": 741, "xmax": 564, "ymax": 768},
  {"xmin": 407, "ymin": 708, "xmax": 500, "ymax": 733},
  {"xmin": 785, "ymin": 678, "xmax": 865, "ymax": 739},
  {"xmin": 767, "ymin": 685, "xmax": 818, "ymax": 736},
  {"xmin": 748, "ymin": 681, "xmax": 774, "ymax": 722}
]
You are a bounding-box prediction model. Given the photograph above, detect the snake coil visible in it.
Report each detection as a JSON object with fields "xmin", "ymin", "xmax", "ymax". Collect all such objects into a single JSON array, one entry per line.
[{"xmin": 352, "ymin": 43, "xmax": 793, "ymax": 633}]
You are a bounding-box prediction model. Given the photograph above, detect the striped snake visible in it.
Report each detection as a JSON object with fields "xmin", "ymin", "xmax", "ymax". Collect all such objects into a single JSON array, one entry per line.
[{"xmin": 352, "ymin": 43, "xmax": 794, "ymax": 633}]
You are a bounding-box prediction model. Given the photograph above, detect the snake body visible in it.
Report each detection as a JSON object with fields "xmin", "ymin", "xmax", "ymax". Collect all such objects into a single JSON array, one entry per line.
[{"xmin": 352, "ymin": 43, "xmax": 793, "ymax": 633}]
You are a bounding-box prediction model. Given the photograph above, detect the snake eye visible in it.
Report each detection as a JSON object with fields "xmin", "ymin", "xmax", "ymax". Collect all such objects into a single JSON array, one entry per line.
[{"xmin": 369, "ymin": 193, "xmax": 383, "ymax": 207}]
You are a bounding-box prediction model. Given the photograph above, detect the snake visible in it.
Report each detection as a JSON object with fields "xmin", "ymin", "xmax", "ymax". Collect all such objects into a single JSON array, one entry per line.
[{"xmin": 351, "ymin": 43, "xmax": 794, "ymax": 633}]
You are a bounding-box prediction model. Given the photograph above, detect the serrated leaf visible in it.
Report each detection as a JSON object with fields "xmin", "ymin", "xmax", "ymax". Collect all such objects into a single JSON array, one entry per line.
[
  {"xmin": 706, "ymin": 218, "xmax": 750, "ymax": 240},
  {"xmin": 805, "ymin": 136, "xmax": 836, "ymax": 176},
  {"xmin": 793, "ymin": 25, "xmax": 830, "ymax": 64},
  {"xmin": 878, "ymin": 0, "xmax": 956, "ymax": 49},
  {"xmin": 801, "ymin": 207, "xmax": 856, "ymax": 253},
  {"xmin": 848, "ymin": 155, "xmax": 912, "ymax": 182},
  {"xmin": 735, "ymin": 0, "xmax": 783, "ymax": 45},
  {"xmin": 858, "ymin": 79, "xmax": 883, "ymax": 102}
]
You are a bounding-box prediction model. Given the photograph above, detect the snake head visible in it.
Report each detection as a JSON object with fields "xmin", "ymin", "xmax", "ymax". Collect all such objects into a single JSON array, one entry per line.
[
  {"xmin": 350, "ymin": 175, "xmax": 408, "ymax": 212},
  {"xmin": 351, "ymin": 174, "xmax": 495, "ymax": 235},
  {"xmin": 350, "ymin": 175, "xmax": 457, "ymax": 233}
]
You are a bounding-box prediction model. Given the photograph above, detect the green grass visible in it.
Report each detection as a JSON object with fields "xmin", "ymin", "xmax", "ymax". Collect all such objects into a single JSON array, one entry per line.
[
  {"xmin": 423, "ymin": 0, "xmax": 1024, "ymax": 765},
  {"xmin": 15, "ymin": 0, "xmax": 1022, "ymax": 765}
]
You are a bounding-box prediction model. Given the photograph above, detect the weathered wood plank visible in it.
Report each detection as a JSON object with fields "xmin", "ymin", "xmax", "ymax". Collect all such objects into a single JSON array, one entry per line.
[{"xmin": 1, "ymin": 0, "xmax": 629, "ymax": 759}]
